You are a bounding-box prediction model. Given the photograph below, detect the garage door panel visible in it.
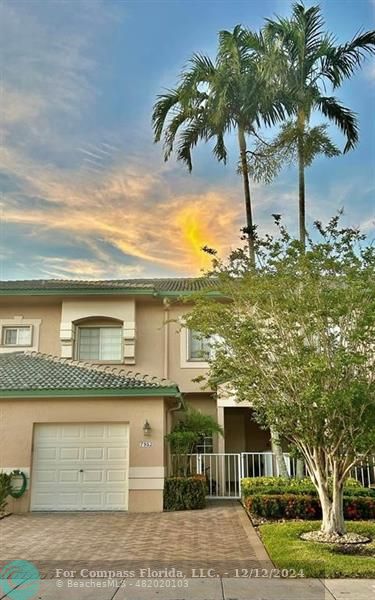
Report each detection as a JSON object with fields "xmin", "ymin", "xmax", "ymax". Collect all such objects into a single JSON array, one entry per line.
[
  {"xmin": 61, "ymin": 425, "xmax": 81, "ymax": 439},
  {"xmin": 106, "ymin": 469, "xmax": 127, "ymax": 482},
  {"xmin": 107, "ymin": 424, "xmax": 128, "ymax": 437},
  {"xmin": 82, "ymin": 470, "xmax": 103, "ymax": 482},
  {"xmin": 60, "ymin": 447, "xmax": 81, "ymax": 460},
  {"xmin": 35, "ymin": 447, "xmax": 58, "ymax": 460},
  {"xmin": 31, "ymin": 423, "xmax": 129, "ymax": 511},
  {"xmin": 108, "ymin": 447, "xmax": 128, "ymax": 459},
  {"xmin": 59, "ymin": 492, "xmax": 81, "ymax": 507},
  {"xmin": 35, "ymin": 425, "xmax": 61, "ymax": 442},
  {"xmin": 34, "ymin": 469, "xmax": 58, "ymax": 483},
  {"xmin": 83, "ymin": 447, "xmax": 104, "ymax": 460},
  {"xmin": 59, "ymin": 470, "xmax": 80, "ymax": 483},
  {"xmin": 84, "ymin": 424, "xmax": 106, "ymax": 438}
]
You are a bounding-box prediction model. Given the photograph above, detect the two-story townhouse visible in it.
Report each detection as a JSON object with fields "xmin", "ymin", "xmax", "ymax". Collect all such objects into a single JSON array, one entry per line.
[{"xmin": 0, "ymin": 278, "xmax": 271, "ymax": 513}]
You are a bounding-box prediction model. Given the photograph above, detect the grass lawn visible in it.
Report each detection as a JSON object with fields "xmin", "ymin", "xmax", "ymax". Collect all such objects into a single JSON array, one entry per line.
[{"xmin": 259, "ymin": 521, "xmax": 375, "ymax": 578}]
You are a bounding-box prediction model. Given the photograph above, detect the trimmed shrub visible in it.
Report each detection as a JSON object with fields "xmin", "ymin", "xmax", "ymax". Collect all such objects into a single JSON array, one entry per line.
[
  {"xmin": 344, "ymin": 497, "xmax": 375, "ymax": 520},
  {"xmin": 164, "ymin": 476, "xmax": 206, "ymax": 511},
  {"xmin": 244, "ymin": 493, "xmax": 375, "ymax": 520},
  {"xmin": 241, "ymin": 477, "xmax": 373, "ymax": 499},
  {"xmin": 245, "ymin": 494, "xmax": 321, "ymax": 519},
  {"xmin": 0, "ymin": 473, "xmax": 12, "ymax": 515}
]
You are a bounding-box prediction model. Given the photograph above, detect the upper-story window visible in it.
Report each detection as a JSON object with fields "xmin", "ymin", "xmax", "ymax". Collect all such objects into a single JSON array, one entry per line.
[
  {"xmin": 188, "ymin": 329, "xmax": 213, "ymax": 362},
  {"xmin": 2, "ymin": 325, "xmax": 33, "ymax": 347},
  {"xmin": 77, "ymin": 326, "xmax": 122, "ymax": 361}
]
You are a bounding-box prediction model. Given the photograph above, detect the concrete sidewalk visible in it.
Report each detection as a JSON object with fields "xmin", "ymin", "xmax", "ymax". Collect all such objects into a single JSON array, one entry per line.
[{"xmin": 1, "ymin": 577, "xmax": 374, "ymax": 599}]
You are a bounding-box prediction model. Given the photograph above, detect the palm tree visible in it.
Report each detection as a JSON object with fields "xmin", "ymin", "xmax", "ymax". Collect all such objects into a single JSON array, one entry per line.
[
  {"xmin": 262, "ymin": 3, "xmax": 375, "ymax": 247},
  {"xmin": 152, "ymin": 26, "xmax": 287, "ymax": 266}
]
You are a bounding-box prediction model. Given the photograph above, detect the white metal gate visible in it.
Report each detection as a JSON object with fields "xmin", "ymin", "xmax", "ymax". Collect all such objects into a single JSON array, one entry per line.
[{"xmin": 197, "ymin": 453, "xmax": 241, "ymax": 499}]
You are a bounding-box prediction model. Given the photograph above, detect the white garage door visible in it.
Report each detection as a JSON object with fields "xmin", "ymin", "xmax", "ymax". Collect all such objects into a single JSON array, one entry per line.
[{"xmin": 31, "ymin": 423, "xmax": 129, "ymax": 511}]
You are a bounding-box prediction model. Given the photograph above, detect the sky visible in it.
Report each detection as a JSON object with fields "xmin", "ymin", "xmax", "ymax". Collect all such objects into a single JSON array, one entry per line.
[{"xmin": 0, "ymin": 0, "xmax": 374, "ymax": 281}]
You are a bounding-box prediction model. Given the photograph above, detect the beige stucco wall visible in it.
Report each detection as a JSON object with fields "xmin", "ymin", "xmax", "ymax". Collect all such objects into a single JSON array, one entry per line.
[
  {"xmin": 0, "ymin": 297, "xmax": 209, "ymax": 393},
  {"xmin": 167, "ymin": 304, "xmax": 210, "ymax": 393},
  {"xmin": 0, "ymin": 396, "xmax": 167, "ymax": 513},
  {"xmin": 224, "ymin": 407, "xmax": 270, "ymax": 452},
  {"xmin": 0, "ymin": 299, "xmax": 61, "ymax": 356},
  {"xmin": 135, "ymin": 301, "xmax": 164, "ymax": 378}
]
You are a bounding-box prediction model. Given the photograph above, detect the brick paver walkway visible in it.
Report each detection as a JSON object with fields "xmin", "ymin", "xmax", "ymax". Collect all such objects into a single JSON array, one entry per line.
[{"xmin": 0, "ymin": 501, "xmax": 272, "ymax": 578}]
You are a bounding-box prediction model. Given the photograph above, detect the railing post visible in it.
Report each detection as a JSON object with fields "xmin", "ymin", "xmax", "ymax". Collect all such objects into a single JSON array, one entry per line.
[{"xmin": 196, "ymin": 453, "xmax": 202, "ymax": 475}]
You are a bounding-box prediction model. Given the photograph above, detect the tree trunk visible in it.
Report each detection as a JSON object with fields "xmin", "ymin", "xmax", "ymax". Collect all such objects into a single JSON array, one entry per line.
[
  {"xmin": 297, "ymin": 134, "xmax": 306, "ymax": 248},
  {"xmin": 238, "ymin": 127, "xmax": 256, "ymax": 267},
  {"xmin": 296, "ymin": 108, "xmax": 306, "ymax": 249},
  {"xmin": 316, "ymin": 477, "xmax": 346, "ymax": 535},
  {"xmin": 270, "ymin": 428, "xmax": 289, "ymax": 478}
]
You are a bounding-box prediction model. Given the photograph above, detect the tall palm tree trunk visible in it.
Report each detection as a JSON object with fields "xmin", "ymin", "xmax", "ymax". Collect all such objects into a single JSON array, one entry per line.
[
  {"xmin": 238, "ymin": 128, "xmax": 256, "ymax": 266},
  {"xmin": 297, "ymin": 110, "xmax": 306, "ymax": 248},
  {"xmin": 298, "ymin": 137, "xmax": 306, "ymax": 248},
  {"xmin": 238, "ymin": 129, "xmax": 288, "ymax": 477}
]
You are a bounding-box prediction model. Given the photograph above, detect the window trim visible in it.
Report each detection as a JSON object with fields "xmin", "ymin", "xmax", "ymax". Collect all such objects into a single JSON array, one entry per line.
[
  {"xmin": 180, "ymin": 327, "xmax": 210, "ymax": 369},
  {"xmin": 2, "ymin": 325, "xmax": 33, "ymax": 347},
  {"xmin": 187, "ymin": 329, "xmax": 211, "ymax": 362},
  {"xmin": 0, "ymin": 317, "xmax": 40, "ymax": 354},
  {"xmin": 76, "ymin": 325, "xmax": 124, "ymax": 362}
]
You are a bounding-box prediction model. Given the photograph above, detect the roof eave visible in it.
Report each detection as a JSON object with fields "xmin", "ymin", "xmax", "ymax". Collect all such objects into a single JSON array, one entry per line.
[
  {"xmin": 0, "ymin": 288, "xmax": 158, "ymax": 297},
  {"xmin": 0, "ymin": 386, "xmax": 181, "ymax": 398}
]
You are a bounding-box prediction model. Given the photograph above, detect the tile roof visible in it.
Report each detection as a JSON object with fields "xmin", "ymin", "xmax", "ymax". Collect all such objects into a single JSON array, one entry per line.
[
  {"xmin": 0, "ymin": 277, "xmax": 218, "ymax": 296},
  {"xmin": 0, "ymin": 352, "xmax": 179, "ymax": 396}
]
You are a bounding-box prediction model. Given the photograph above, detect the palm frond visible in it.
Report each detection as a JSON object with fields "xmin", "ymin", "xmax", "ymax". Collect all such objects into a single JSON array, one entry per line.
[
  {"xmin": 303, "ymin": 124, "xmax": 341, "ymax": 166},
  {"xmin": 152, "ymin": 89, "xmax": 181, "ymax": 142},
  {"xmin": 176, "ymin": 116, "xmax": 209, "ymax": 171},
  {"xmin": 323, "ymin": 30, "xmax": 375, "ymax": 87},
  {"xmin": 213, "ymin": 132, "xmax": 228, "ymax": 164},
  {"xmin": 316, "ymin": 96, "xmax": 359, "ymax": 152}
]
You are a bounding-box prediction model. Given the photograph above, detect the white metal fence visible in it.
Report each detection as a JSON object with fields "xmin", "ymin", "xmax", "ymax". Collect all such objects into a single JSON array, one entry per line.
[
  {"xmin": 351, "ymin": 456, "xmax": 375, "ymax": 488},
  {"xmin": 169, "ymin": 452, "xmax": 374, "ymax": 499},
  {"xmin": 240, "ymin": 452, "xmax": 375, "ymax": 488},
  {"xmin": 241, "ymin": 452, "xmax": 304, "ymax": 478}
]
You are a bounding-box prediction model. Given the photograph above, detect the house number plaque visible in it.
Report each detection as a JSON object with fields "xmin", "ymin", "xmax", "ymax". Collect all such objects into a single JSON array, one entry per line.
[{"xmin": 139, "ymin": 441, "xmax": 153, "ymax": 448}]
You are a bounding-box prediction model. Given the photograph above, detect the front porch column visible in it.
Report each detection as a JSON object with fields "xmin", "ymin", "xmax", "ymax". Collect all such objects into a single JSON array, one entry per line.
[{"xmin": 217, "ymin": 406, "xmax": 225, "ymax": 453}]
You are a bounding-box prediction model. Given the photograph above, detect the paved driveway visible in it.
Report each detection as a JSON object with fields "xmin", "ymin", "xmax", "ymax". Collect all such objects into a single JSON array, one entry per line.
[
  {"xmin": 0, "ymin": 501, "xmax": 269, "ymax": 576},
  {"xmin": 1, "ymin": 502, "xmax": 374, "ymax": 599}
]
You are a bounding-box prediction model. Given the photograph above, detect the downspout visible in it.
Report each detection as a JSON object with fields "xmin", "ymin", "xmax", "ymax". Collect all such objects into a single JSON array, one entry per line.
[{"xmin": 162, "ymin": 297, "xmax": 170, "ymax": 379}]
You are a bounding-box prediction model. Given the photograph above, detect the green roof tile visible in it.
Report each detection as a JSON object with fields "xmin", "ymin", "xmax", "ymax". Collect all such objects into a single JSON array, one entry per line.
[
  {"xmin": 0, "ymin": 352, "xmax": 179, "ymax": 397},
  {"xmin": 0, "ymin": 277, "xmax": 217, "ymax": 296}
]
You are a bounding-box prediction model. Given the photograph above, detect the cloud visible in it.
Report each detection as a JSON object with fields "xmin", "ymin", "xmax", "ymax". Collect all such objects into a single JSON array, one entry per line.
[
  {"xmin": 0, "ymin": 1, "xmax": 243, "ymax": 278},
  {"xmin": 2, "ymin": 147, "xmax": 242, "ymax": 276},
  {"xmin": 37, "ymin": 257, "xmax": 144, "ymax": 280},
  {"xmin": 0, "ymin": 0, "xmax": 373, "ymax": 281}
]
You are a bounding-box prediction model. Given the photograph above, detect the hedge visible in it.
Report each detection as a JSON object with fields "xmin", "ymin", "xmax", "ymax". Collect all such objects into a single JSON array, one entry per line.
[
  {"xmin": 241, "ymin": 476, "xmax": 374, "ymax": 499},
  {"xmin": 0, "ymin": 473, "xmax": 12, "ymax": 514},
  {"xmin": 244, "ymin": 494, "xmax": 375, "ymax": 520},
  {"xmin": 164, "ymin": 476, "xmax": 206, "ymax": 511}
]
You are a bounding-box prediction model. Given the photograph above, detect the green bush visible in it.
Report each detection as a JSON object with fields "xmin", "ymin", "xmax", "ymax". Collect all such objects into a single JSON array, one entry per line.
[
  {"xmin": 0, "ymin": 472, "xmax": 12, "ymax": 515},
  {"xmin": 244, "ymin": 494, "xmax": 375, "ymax": 520},
  {"xmin": 241, "ymin": 476, "xmax": 373, "ymax": 498},
  {"xmin": 164, "ymin": 476, "xmax": 206, "ymax": 511}
]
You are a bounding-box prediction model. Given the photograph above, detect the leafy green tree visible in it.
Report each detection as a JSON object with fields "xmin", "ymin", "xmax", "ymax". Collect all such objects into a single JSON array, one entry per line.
[
  {"xmin": 254, "ymin": 3, "xmax": 375, "ymax": 246},
  {"xmin": 184, "ymin": 217, "xmax": 375, "ymax": 535},
  {"xmin": 152, "ymin": 26, "xmax": 287, "ymax": 265},
  {"xmin": 166, "ymin": 406, "xmax": 223, "ymax": 476}
]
